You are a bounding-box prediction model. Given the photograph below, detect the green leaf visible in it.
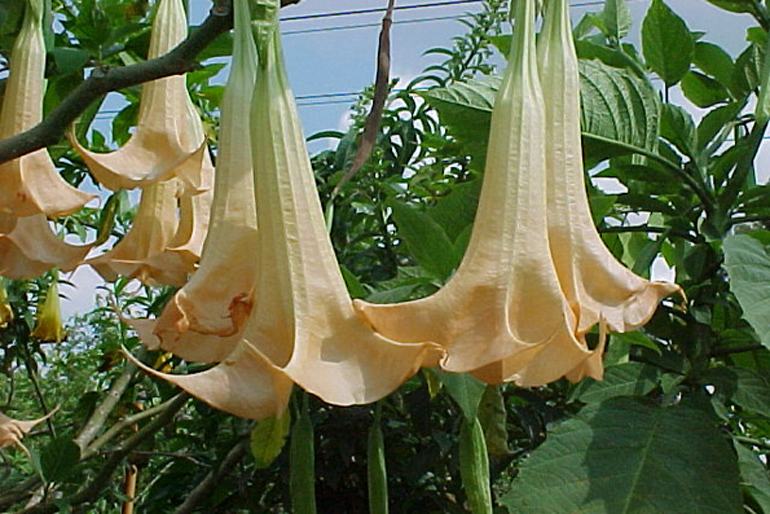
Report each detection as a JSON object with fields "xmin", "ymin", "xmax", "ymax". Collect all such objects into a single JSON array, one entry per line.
[
  {"xmin": 477, "ymin": 385, "xmax": 509, "ymax": 457},
  {"xmin": 50, "ymin": 47, "xmax": 89, "ymax": 75},
  {"xmin": 502, "ymin": 397, "xmax": 742, "ymax": 514},
  {"xmin": 602, "ymin": 0, "xmax": 632, "ymax": 39},
  {"xmin": 436, "ymin": 370, "xmax": 486, "ymax": 420},
  {"xmin": 427, "ymin": 179, "xmax": 481, "ymax": 242},
  {"xmin": 693, "ymin": 41, "xmax": 734, "ymax": 87},
  {"xmin": 661, "ymin": 103, "xmax": 697, "ymax": 157},
  {"xmin": 40, "ymin": 438, "xmax": 81, "ymax": 483},
  {"xmin": 703, "ymin": 0, "xmax": 757, "ymax": 13},
  {"xmin": 681, "ymin": 71, "xmax": 730, "ymax": 108},
  {"xmin": 421, "ymin": 78, "xmax": 499, "ymax": 167},
  {"xmin": 723, "ymin": 234, "xmax": 770, "ymax": 351},
  {"xmin": 697, "ymin": 102, "xmax": 743, "ymax": 151},
  {"xmin": 732, "ymin": 43, "xmax": 764, "ymax": 98},
  {"xmin": 251, "ymin": 410, "xmax": 292, "ymax": 469},
  {"xmin": 700, "ymin": 367, "xmax": 770, "ymax": 416},
  {"xmin": 641, "ymin": 0, "xmax": 694, "ymax": 86},
  {"xmin": 390, "ymin": 201, "xmax": 459, "ymax": 281},
  {"xmin": 459, "ymin": 417, "xmax": 492, "ymax": 514},
  {"xmin": 570, "ymin": 362, "xmax": 661, "ymax": 403},
  {"xmin": 734, "ymin": 442, "xmax": 770, "ymax": 514}
]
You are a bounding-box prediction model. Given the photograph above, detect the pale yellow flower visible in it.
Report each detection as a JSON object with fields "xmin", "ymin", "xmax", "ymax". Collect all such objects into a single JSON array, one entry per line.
[
  {"xmin": 538, "ymin": 0, "xmax": 681, "ymax": 335},
  {"xmin": 31, "ymin": 280, "xmax": 65, "ymax": 343},
  {"xmin": 71, "ymin": 0, "xmax": 210, "ymax": 191},
  {"xmin": 0, "ymin": 279, "xmax": 13, "ymax": 328},
  {"xmin": 0, "ymin": 0, "xmax": 95, "ymax": 217},
  {"xmin": 355, "ymin": 0, "xmax": 601, "ymax": 386}
]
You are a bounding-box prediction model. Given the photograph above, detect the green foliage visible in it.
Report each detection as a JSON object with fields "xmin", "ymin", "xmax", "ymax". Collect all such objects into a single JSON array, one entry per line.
[
  {"xmin": 724, "ymin": 233, "xmax": 770, "ymax": 351},
  {"xmin": 502, "ymin": 397, "xmax": 743, "ymax": 514}
]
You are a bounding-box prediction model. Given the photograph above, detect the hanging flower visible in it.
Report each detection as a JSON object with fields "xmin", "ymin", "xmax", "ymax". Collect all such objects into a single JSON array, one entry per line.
[
  {"xmin": 538, "ymin": 0, "xmax": 681, "ymax": 335},
  {"xmin": 147, "ymin": 0, "xmax": 261, "ymax": 363},
  {"xmin": 87, "ymin": 174, "xmax": 212, "ymax": 287},
  {"xmin": 0, "ymin": 409, "xmax": 57, "ymax": 456},
  {"xmin": 0, "ymin": 279, "xmax": 13, "ymax": 328},
  {"xmin": 131, "ymin": 0, "xmax": 441, "ymax": 419},
  {"xmin": 355, "ymin": 0, "xmax": 601, "ymax": 386},
  {"xmin": 0, "ymin": 213, "xmax": 90, "ymax": 280},
  {"xmin": 31, "ymin": 279, "xmax": 66, "ymax": 343},
  {"xmin": 0, "ymin": 0, "xmax": 95, "ymax": 218},
  {"xmin": 70, "ymin": 0, "xmax": 211, "ymax": 192}
]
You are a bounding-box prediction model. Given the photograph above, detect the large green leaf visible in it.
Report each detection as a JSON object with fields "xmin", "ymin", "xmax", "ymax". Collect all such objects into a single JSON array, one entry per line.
[
  {"xmin": 699, "ymin": 366, "xmax": 770, "ymax": 417},
  {"xmin": 734, "ymin": 442, "xmax": 770, "ymax": 514},
  {"xmin": 40, "ymin": 438, "xmax": 81, "ymax": 483},
  {"xmin": 570, "ymin": 362, "xmax": 661, "ymax": 404},
  {"xmin": 703, "ymin": 0, "xmax": 757, "ymax": 13},
  {"xmin": 502, "ymin": 397, "xmax": 742, "ymax": 513},
  {"xmin": 390, "ymin": 200, "xmax": 460, "ymax": 281},
  {"xmin": 723, "ymin": 234, "xmax": 770, "ymax": 351},
  {"xmin": 641, "ymin": 0, "xmax": 694, "ymax": 86},
  {"xmin": 601, "ymin": 0, "xmax": 632, "ymax": 40},
  {"xmin": 424, "ymin": 60, "xmax": 659, "ymax": 168}
]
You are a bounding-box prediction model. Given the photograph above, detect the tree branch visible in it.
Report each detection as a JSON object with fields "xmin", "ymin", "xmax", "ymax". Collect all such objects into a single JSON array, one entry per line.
[
  {"xmin": 0, "ymin": 0, "xmax": 302, "ymax": 166},
  {"xmin": 174, "ymin": 437, "xmax": 249, "ymax": 514}
]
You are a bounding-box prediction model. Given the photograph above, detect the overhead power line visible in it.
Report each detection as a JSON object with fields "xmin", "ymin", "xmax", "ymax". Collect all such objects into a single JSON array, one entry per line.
[{"xmin": 281, "ymin": 0, "xmax": 482, "ymax": 22}]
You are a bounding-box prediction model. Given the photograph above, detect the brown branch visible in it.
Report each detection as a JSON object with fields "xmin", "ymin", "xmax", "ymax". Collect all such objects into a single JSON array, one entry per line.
[
  {"xmin": 332, "ymin": 0, "xmax": 395, "ymax": 196},
  {"xmin": 174, "ymin": 438, "xmax": 249, "ymax": 514},
  {"xmin": 0, "ymin": 0, "xmax": 302, "ymax": 166},
  {"xmin": 20, "ymin": 394, "xmax": 189, "ymax": 514}
]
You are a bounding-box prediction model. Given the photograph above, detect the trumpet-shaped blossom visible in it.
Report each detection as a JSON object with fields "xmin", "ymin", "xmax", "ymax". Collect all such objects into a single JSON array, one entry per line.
[
  {"xmin": 355, "ymin": 0, "xmax": 601, "ymax": 386},
  {"xmin": 0, "ymin": 409, "xmax": 56, "ymax": 456},
  {"xmin": 0, "ymin": 279, "xmax": 12, "ymax": 328},
  {"xmin": 88, "ymin": 175, "xmax": 212, "ymax": 287},
  {"xmin": 149, "ymin": 0, "xmax": 260, "ymax": 363},
  {"xmin": 0, "ymin": 213, "xmax": 90, "ymax": 280},
  {"xmin": 31, "ymin": 280, "xmax": 66, "ymax": 343},
  {"xmin": 134, "ymin": 0, "xmax": 441, "ymax": 419},
  {"xmin": 71, "ymin": 0, "xmax": 211, "ymax": 191},
  {"xmin": 538, "ymin": 0, "xmax": 681, "ymax": 335},
  {"xmin": 0, "ymin": 0, "xmax": 94, "ymax": 217}
]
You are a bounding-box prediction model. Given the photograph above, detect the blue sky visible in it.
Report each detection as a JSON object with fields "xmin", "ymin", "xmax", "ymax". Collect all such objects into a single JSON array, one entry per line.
[{"xmin": 61, "ymin": 0, "xmax": 762, "ymax": 317}]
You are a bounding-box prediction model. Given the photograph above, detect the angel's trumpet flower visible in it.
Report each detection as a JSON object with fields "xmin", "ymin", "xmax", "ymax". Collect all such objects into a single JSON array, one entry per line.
[
  {"xmin": 0, "ymin": 279, "xmax": 13, "ymax": 328},
  {"xmin": 0, "ymin": 0, "xmax": 94, "ymax": 217},
  {"xmin": 0, "ymin": 409, "xmax": 57, "ymax": 456},
  {"xmin": 355, "ymin": 0, "xmax": 602, "ymax": 386},
  {"xmin": 71, "ymin": 0, "xmax": 210, "ymax": 191},
  {"xmin": 133, "ymin": 0, "xmax": 440, "ymax": 418},
  {"xmin": 31, "ymin": 279, "xmax": 65, "ymax": 343},
  {"xmin": 0, "ymin": 213, "xmax": 90, "ymax": 280},
  {"xmin": 538, "ymin": 0, "xmax": 680, "ymax": 335},
  {"xmin": 148, "ymin": 0, "xmax": 260, "ymax": 363},
  {"xmin": 87, "ymin": 174, "xmax": 212, "ymax": 287}
]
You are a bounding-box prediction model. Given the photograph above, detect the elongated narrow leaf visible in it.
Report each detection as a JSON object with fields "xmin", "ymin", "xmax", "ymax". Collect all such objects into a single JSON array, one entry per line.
[
  {"xmin": 723, "ymin": 234, "xmax": 770, "ymax": 351},
  {"xmin": 502, "ymin": 397, "xmax": 742, "ymax": 514},
  {"xmin": 251, "ymin": 410, "xmax": 291, "ymax": 469},
  {"xmin": 734, "ymin": 442, "xmax": 770, "ymax": 514},
  {"xmin": 436, "ymin": 370, "xmax": 486, "ymax": 420}
]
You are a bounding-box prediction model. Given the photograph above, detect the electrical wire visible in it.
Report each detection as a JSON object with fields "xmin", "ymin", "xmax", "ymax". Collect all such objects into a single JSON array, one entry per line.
[{"xmin": 281, "ymin": 0, "xmax": 482, "ymax": 22}]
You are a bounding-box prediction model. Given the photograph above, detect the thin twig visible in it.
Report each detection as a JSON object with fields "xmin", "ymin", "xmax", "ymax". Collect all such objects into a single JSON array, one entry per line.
[{"xmin": 332, "ymin": 0, "xmax": 396, "ymax": 196}]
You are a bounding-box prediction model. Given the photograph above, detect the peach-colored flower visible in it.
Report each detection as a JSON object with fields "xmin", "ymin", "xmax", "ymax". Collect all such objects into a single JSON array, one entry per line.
[
  {"xmin": 70, "ymin": 0, "xmax": 210, "ymax": 191},
  {"xmin": 538, "ymin": 0, "xmax": 681, "ymax": 336},
  {"xmin": 354, "ymin": 0, "xmax": 601, "ymax": 387},
  {"xmin": 0, "ymin": 0, "xmax": 94, "ymax": 217},
  {"xmin": 87, "ymin": 174, "xmax": 212, "ymax": 287},
  {"xmin": 0, "ymin": 409, "xmax": 57, "ymax": 456},
  {"xmin": 0, "ymin": 213, "xmax": 90, "ymax": 280}
]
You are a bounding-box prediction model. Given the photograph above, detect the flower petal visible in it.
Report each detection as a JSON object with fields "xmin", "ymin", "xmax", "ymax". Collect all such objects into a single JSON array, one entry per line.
[
  {"xmin": 538, "ymin": 0, "xmax": 681, "ymax": 335},
  {"xmin": 70, "ymin": 0, "xmax": 209, "ymax": 191}
]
